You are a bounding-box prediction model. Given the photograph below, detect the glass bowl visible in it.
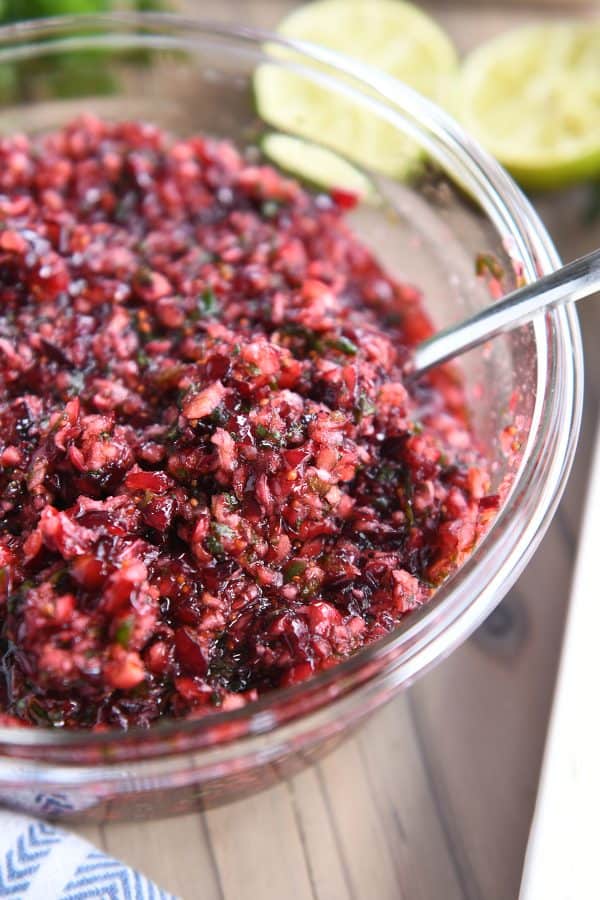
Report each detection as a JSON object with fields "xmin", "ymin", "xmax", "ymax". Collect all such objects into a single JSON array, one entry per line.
[{"xmin": 0, "ymin": 13, "xmax": 583, "ymax": 822}]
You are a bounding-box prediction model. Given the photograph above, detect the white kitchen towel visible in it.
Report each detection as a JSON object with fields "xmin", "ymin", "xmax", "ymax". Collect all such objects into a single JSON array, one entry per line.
[
  {"xmin": 0, "ymin": 810, "xmax": 177, "ymax": 899},
  {"xmin": 519, "ymin": 420, "xmax": 600, "ymax": 899}
]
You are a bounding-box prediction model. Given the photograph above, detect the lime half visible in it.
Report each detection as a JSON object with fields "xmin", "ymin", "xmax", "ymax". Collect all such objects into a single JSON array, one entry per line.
[
  {"xmin": 456, "ymin": 23, "xmax": 600, "ymax": 190},
  {"xmin": 261, "ymin": 133, "xmax": 376, "ymax": 201},
  {"xmin": 254, "ymin": 0, "xmax": 457, "ymax": 179}
]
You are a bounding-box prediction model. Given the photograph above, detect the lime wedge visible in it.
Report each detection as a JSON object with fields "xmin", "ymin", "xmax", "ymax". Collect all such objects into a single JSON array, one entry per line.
[
  {"xmin": 261, "ymin": 133, "xmax": 376, "ymax": 201},
  {"xmin": 254, "ymin": 0, "xmax": 457, "ymax": 179},
  {"xmin": 456, "ymin": 23, "xmax": 600, "ymax": 190}
]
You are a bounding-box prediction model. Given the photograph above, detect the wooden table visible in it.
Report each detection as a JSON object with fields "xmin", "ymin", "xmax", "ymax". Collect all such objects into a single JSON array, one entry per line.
[{"xmin": 74, "ymin": 3, "xmax": 600, "ymax": 897}]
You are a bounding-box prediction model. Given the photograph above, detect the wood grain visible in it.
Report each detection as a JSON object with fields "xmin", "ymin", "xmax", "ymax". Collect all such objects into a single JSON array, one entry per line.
[{"xmin": 71, "ymin": 3, "xmax": 600, "ymax": 898}]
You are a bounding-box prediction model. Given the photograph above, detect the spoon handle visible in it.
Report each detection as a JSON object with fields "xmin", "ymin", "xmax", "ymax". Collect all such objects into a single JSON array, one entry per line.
[{"xmin": 412, "ymin": 248, "xmax": 600, "ymax": 376}]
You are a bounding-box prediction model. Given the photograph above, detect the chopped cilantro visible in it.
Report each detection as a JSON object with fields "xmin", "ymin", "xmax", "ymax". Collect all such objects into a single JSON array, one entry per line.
[
  {"xmin": 198, "ymin": 287, "xmax": 220, "ymax": 317},
  {"xmin": 283, "ymin": 560, "xmax": 307, "ymax": 583},
  {"xmin": 67, "ymin": 370, "xmax": 86, "ymax": 397},
  {"xmin": 377, "ymin": 464, "xmax": 396, "ymax": 485},
  {"xmin": 205, "ymin": 533, "xmax": 223, "ymax": 557},
  {"xmin": 136, "ymin": 350, "xmax": 150, "ymax": 369},
  {"xmin": 475, "ymin": 253, "xmax": 504, "ymax": 280},
  {"xmin": 206, "ymin": 521, "xmax": 235, "ymax": 557},
  {"xmin": 327, "ymin": 335, "xmax": 358, "ymax": 356},
  {"xmin": 210, "ymin": 405, "xmax": 229, "ymax": 427},
  {"xmin": 213, "ymin": 522, "xmax": 236, "ymax": 541},
  {"xmin": 261, "ymin": 199, "xmax": 281, "ymax": 219},
  {"xmin": 255, "ymin": 423, "xmax": 283, "ymax": 445},
  {"xmin": 354, "ymin": 391, "xmax": 376, "ymax": 423},
  {"xmin": 115, "ymin": 618, "xmax": 134, "ymax": 648}
]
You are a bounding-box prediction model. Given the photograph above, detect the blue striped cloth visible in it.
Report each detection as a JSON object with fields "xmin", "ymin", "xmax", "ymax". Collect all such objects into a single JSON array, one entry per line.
[{"xmin": 0, "ymin": 810, "xmax": 177, "ymax": 900}]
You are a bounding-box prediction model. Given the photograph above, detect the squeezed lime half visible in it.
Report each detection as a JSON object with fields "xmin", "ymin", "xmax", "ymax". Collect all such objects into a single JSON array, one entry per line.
[{"xmin": 456, "ymin": 23, "xmax": 600, "ymax": 189}]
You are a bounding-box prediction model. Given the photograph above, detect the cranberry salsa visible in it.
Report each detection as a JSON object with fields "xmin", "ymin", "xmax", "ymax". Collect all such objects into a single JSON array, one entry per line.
[{"xmin": 0, "ymin": 117, "xmax": 498, "ymax": 729}]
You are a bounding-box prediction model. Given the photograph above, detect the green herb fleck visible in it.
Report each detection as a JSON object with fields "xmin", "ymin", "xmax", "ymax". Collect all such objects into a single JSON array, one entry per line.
[
  {"xmin": 7, "ymin": 580, "xmax": 33, "ymax": 614},
  {"xmin": 255, "ymin": 423, "xmax": 283, "ymax": 446},
  {"xmin": 49, "ymin": 568, "xmax": 68, "ymax": 587},
  {"xmin": 327, "ymin": 335, "xmax": 358, "ymax": 356},
  {"xmin": 475, "ymin": 253, "xmax": 504, "ymax": 280},
  {"xmin": 283, "ymin": 560, "xmax": 307, "ymax": 583},
  {"xmin": 213, "ymin": 522, "xmax": 236, "ymax": 541},
  {"xmin": 165, "ymin": 422, "xmax": 181, "ymax": 443},
  {"xmin": 67, "ymin": 370, "xmax": 85, "ymax": 397},
  {"xmin": 135, "ymin": 266, "xmax": 154, "ymax": 287},
  {"xmin": 307, "ymin": 473, "xmax": 330, "ymax": 496},
  {"xmin": 261, "ymin": 200, "xmax": 281, "ymax": 219},
  {"xmin": 210, "ymin": 405, "xmax": 229, "ymax": 427},
  {"xmin": 300, "ymin": 575, "xmax": 322, "ymax": 599},
  {"xmin": 354, "ymin": 391, "xmax": 376, "ymax": 423},
  {"xmin": 376, "ymin": 464, "xmax": 396, "ymax": 485},
  {"xmin": 197, "ymin": 287, "xmax": 220, "ymax": 317},
  {"xmin": 26, "ymin": 699, "xmax": 51, "ymax": 726},
  {"xmin": 206, "ymin": 534, "xmax": 224, "ymax": 557},
  {"xmin": 115, "ymin": 618, "xmax": 134, "ymax": 648}
]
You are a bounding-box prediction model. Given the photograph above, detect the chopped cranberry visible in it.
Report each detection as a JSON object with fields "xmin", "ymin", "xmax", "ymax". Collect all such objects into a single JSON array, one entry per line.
[
  {"xmin": 174, "ymin": 628, "xmax": 209, "ymax": 678},
  {"xmin": 329, "ymin": 188, "xmax": 360, "ymax": 210},
  {"xmin": 104, "ymin": 647, "xmax": 146, "ymax": 690},
  {"xmin": 0, "ymin": 117, "xmax": 499, "ymax": 730},
  {"xmin": 280, "ymin": 662, "xmax": 314, "ymax": 687},
  {"xmin": 182, "ymin": 381, "xmax": 227, "ymax": 420}
]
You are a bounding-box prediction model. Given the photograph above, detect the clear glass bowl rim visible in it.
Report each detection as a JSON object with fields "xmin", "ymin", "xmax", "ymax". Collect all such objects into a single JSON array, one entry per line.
[{"xmin": 0, "ymin": 12, "xmax": 583, "ymax": 759}]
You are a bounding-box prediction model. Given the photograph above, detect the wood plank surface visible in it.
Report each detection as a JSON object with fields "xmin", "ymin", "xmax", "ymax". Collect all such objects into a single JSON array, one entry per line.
[{"xmin": 72, "ymin": 3, "xmax": 600, "ymax": 898}]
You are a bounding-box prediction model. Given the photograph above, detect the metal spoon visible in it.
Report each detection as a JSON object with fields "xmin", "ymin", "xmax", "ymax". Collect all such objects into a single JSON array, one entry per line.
[{"xmin": 411, "ymin": 248, "xmax": 600, "ymax": 376}]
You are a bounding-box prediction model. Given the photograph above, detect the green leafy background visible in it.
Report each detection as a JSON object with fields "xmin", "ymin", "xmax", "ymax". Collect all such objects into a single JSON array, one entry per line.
[
  {"xmin": 0, "ymin": 1, "xmax": 162, "ymax": 19},
  {"xmin": 0, "ymin": 0, "xmax": 167, "ymax": 100}
]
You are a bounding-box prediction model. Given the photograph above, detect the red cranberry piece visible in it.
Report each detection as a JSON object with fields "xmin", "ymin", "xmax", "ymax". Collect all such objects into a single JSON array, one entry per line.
[
  {"xmin": 141, "ymin": 494, "xmax": 176, "ymax": 531},
  {"xmin": 71, "ymin": 554, "xmax": 106, "ymax": 590},
  {"xmin": 330, "ymin": 187, "xmax": 359, "ymax": 210},
  {"xmin": 0, "ymin": 229, "xmax": 27, "ymax": 254},
  {"xmin": 104, "ymin": 647, "xmax": 145, "ymax": 690},
  {"xmin": 30, "ymin": 253, "xmax": 69, "ymax": 300},
  {"xmin": 305, "ymin": 601, "xmax": 342, "ymax": 636},
  {"xmin": 174, "ymin": 627, "xmax": 209, "ymax": 677},
  {"xmin": 280, "ymin": 662, "xmax": 313, "ymax": 687},
  {"xmin": 125, "ymin": 470, "xmax": 171, "ymax": 493}
]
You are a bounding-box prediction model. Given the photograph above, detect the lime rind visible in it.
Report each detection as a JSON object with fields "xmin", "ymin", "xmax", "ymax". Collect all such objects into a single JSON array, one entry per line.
[{"xmin": 261, "ymin": 132, "xmax": 378, "ymax": 201}]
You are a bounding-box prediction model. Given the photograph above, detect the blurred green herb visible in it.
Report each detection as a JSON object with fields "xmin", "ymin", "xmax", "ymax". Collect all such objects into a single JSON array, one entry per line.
[
  {"xmin": 0, "ymin": 0, "xmax": 167, "ymax": 103},
  {"xmin": 326, "ymin": 335, "xmax": 358, "ymax": 356},
  {"xmin": 475, "ymin": 252, "xmax": 504, "ymax": 280},
  {"xmin": 0, "ymin": 1, "xmax": 161, "ymax": 21},
  {"xmin": 191, "ymin": 287, "xmax": 220, "ymax": 319},
  {"xmin": 114, "ymin": 617, "xmax": 134, "ymax": 648}
]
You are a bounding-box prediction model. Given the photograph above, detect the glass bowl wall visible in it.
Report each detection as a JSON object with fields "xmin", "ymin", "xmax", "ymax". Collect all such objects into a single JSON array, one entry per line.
[{"xmin": 0, "ymin": 14, "xmax": 582, "ymax": 822}]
